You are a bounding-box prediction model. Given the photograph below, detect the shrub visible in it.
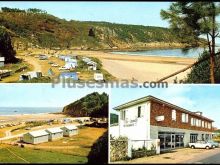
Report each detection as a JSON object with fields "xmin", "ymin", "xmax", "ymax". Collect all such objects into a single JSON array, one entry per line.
[
  {"xmin": 132, "ymin": 146, "xmax": 156, "ymax": 159},
  {"xmin": 110, "ymin": 136, "xmax": 128, "ymax": 162},
  {"xmin": 184, "ymin": 50, "xmax": 220, "ymax": 83}
]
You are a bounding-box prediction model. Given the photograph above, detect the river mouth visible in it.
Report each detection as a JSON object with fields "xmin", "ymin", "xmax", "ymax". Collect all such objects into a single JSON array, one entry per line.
[{"xmin": 110, "ymin": 47, "xmax": 211, "ymax": 58}]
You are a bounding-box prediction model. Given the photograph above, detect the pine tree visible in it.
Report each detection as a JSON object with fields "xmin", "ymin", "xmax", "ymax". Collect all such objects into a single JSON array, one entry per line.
[{"xmin": 161, "ymin": 2, "xmax": 220, "ymax": 83}]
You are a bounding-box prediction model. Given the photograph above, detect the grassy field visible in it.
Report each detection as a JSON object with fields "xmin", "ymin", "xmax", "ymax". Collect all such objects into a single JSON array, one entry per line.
[
  {"xmin": 37, "ymin": 127, "xmax": 107, "ymax": 157},
  {"xmin": 0, "ymin": 145, "xmax": 87, "ymax": 163},
  {"xmin": 0, "ymin": 126, "xmax": 106, "ymax": 163}
]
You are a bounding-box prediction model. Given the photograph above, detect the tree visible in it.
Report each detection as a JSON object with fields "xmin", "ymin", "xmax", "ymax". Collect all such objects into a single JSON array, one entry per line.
[
  {"xmin": 88, "ymin": 27, "xmax": 95, "ymax": 37},
  {"xmin": 0, "ymin": 27, "xmax": 17, "ymax": 63},
  {"xmin": 27, "ymin": 8, "xmax": 47, "ymax": 14},
  {"xmin": 161, "ymin": 2, "xmax": 220, "ymax": 83}
]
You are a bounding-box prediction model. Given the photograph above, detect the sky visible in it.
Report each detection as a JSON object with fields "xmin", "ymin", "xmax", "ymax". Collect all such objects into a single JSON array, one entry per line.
[
  {"xmin": 110, "ymin": 85, "xmax": 220, "ymax": 128},
  {"xmin": 0, "ymin": 1, "xmax": 171, "ymax": 27},
  {"xmin": 0, "ymin": 84, "xmax": 110, "ymax": 108}
]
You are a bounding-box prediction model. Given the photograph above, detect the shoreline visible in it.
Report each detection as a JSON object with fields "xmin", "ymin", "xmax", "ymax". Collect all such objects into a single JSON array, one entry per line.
[
  {"xmin": 0, "ymin": 112, "xmax": 61, "ymax": 117},
  {"xmin": 73, "ymin": 50, "xmax": 196, "ymax": 83},
  {"xmin": 74, "ymin": 50, "xmax": 197, "ymax": 65}
]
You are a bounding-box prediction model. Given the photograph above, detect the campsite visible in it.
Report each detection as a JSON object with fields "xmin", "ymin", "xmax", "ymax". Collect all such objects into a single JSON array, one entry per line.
[
  {"xmin": 0, "ymin": 49, "xmax": 114, "ymax": 83},
  {"xmin": 0, "ymin": 115, "xmax": 107, "ymax": 163}
]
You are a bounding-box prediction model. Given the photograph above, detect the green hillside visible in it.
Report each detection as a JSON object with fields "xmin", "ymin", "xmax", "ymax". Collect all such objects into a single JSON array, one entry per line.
[
  {"xmin": 63, "ymin": 92, "xmax": 108, "ymax": 117},
  {"xmin": 0, "ymin": 7, "xmax": 195, "ymax": 50}
]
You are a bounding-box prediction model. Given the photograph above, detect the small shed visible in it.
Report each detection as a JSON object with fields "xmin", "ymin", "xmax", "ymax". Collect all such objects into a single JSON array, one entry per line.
[
  {"xmin": 61, "ymin": 125, "xmax": 78, "ymax": 137},
  {"xmin": 45, "ymin": 127, "xmax": 63, "ymax": 141},
  {"xmin": 23, "ymin": 130, "xmax": 49, "ymax": 144},
  {"xmin": 0, "ymin": 57, "xmax": 5, "ymax": 67}
]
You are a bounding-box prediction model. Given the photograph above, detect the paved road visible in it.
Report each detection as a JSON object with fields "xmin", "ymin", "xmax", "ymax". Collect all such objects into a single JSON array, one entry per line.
[
  {"xmin": 198, "ymin": 152, "xmax": 220, "ymax": 163},
  {"xmin": 0, "ymin": 133, "xmax": 23, "ymax": 141},
  {"xmin": 183, "ymin": 148, "xmax": 220, "ymax": 164}
]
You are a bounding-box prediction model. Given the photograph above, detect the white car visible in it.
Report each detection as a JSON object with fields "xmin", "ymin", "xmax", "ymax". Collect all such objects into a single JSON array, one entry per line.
[
  {"xmin": 59, "ymin": 66, "xmax": 70, "ymax": 70},
  {"xmin": 51, "ymin": 63, "xmax": 59, "ymax": 67},
  {"xmin": 189, "ymin": 140, "xmax": 213, "ymax": 149}
]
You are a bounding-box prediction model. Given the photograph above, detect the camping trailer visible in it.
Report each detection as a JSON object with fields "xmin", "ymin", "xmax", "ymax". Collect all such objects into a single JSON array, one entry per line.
[
  {"xmin": 19, "ymin": 71, "xmax": 42, "ymax": 81},
  {"xmin": 94, "ymin": 73, "xmax": 104, "ymax": 81}
]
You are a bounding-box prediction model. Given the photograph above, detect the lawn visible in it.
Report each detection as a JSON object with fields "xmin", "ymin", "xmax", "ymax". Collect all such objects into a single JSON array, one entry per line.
[
  {"xmin": 36, "ymin": 127, "xmax": 107, "ymax": 157},
  {"xmin": 0, "ymin": 145, "xmax": 87, "ymax": 163},
  {"xmin": 0, "ymin": 126, "xmax": 107, "ymax": 163}
]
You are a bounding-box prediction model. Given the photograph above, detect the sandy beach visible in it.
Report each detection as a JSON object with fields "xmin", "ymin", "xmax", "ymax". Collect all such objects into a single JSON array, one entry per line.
[
  {"xmin": 0, "ymin": 113, "xmax": 66, "ymax": 124},
  {"xmin": 73, "ymin": 50, "xmax": 197, "ymax": 83}
]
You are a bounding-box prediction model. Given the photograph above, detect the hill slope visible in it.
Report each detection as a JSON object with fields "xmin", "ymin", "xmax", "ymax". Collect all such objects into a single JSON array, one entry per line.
[
  {"xmin": 63, "ymin": 92, "xmax": 108, "ymax": 117},
  {"xmin": 0, "ymin": 7, "xmax": 192, "ymax": 50}
]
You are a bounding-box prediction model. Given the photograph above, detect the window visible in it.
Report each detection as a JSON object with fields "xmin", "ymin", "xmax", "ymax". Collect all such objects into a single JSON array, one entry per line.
[
  {"xmin": 172, "ymin": 110, "xmax": 176, "ymax": 121},
  {"xmin": 191, "ymin": 117, "xmax": 194, "ymax": 126},
  {"xmin": 196, "ymin": 119, "xmax": 198, "ymax": 127},
  {"xmin": 208, "ymin": 123, "xmax": 211, "ymax": 129},
  {"xmin": 202, "ymin": 121, "xmax": 204, "ymax": 128},
  {"xmin": 182, "ymin": 113, "xmax": 188, "ymax": 123},
  {"xmin": 121, "ymin": 110, "xmax": 126, "ymax": 120},
  {"xmin": 138, "ymin": 106, "xmax": 141, "ymax": 118}
]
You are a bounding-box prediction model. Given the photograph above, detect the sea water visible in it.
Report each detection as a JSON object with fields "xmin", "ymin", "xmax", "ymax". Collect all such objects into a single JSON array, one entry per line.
[
  {"xmin": 0, "ymin": 107, "xmax": 62, "ymax": 115},
  {"xmin": 111, "ymin": 47, "xmax": 216, "ymax": 58}
]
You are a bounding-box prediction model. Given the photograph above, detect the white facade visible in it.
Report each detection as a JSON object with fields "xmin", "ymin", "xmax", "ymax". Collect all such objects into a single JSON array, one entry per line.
[
  {"xmin": 110, "ymin": 124, "xmax": 120, "ymax": 138},
  {"xmin": 118, "ymin": 101, "xmax": 151, "ymax": 140}
]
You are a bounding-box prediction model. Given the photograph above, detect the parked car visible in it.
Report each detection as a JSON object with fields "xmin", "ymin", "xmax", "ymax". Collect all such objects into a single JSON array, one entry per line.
[
  {"xmin": 189, "ymin": 140, "xmax": 213, "ymax": 149},
  {"xmin": 206, "ymin": 140, "xmax": 219, "ymax": 148},
  {"xmin": 59, "ymin": 66, "xmax": 70, "ymax": 70}
]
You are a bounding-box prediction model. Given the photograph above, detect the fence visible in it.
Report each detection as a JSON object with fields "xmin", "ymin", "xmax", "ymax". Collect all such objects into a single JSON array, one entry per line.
[{"xmin": 110, "ymin": 138, "xmax": 160, "ymax": 162}]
